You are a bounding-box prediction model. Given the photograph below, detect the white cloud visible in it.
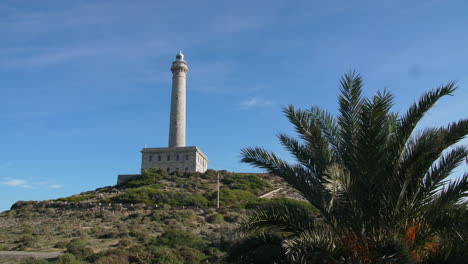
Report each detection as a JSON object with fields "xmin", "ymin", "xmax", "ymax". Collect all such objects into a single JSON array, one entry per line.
[
  {"xmin": 240, "ymin": 97, "xmax": 273, "ymax": 110},
  {"xmin": 1, "ymin": 178, "xmax": 33, "ymax": 188},
  {"xmin": 1, "ymin": 179, "xmax": 27, "ymax": 186},
  {"xmin": 1, "ymin": 177, "xmax": 62, "ymax": 189}
]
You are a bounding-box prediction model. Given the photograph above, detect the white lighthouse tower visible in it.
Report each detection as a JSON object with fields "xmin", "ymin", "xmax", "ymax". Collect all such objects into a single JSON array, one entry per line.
[
  {"xmin": 117, "ymin": 52, "xmax": 209, "ymax": 185},
  {"xmin": 168, "ymin": 51, "xmax": 188, "ymax": 148}
]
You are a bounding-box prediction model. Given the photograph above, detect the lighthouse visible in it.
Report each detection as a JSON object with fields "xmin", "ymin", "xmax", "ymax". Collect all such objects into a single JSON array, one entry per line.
[
  {"xmin": 117, "ymin": 52, "xmax": 209, "ymax": 185},
  {"xmin": 168, "ymin": 51, "xmax": 188, "ymax": 147}
]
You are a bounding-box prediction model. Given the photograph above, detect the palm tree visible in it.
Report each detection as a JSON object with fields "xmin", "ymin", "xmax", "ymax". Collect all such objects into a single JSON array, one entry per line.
[{"xmin": 237, "ymin": 72, "xmax": 467, "ymax": 263}]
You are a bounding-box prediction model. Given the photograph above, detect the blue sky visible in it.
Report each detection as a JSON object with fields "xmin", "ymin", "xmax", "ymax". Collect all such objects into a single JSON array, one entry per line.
[{"xmin": 1, "ymin": 0, "xmax": 467, "ymax": 212}]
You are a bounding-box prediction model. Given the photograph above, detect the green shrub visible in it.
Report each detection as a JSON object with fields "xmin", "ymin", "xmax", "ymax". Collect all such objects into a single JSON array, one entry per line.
[
  {"xmin": 178, "ymin": 247, "xmax": 207, "ymax": 264},
  {"xmin": 110, "ymin": 187, "xmax": 208, "ymax": 207},
  {"xmin": 94, "ymin": 254, "xmax": 128, "ymax": 264},
  {"xmin": 151, "ymin": 247, "xmax": 184, "ymax": 264},
  {"xmin": 57, "ymin": 194, "xmax": 96, "ymax": 202},
  {"xmin": 150, "ymin": 230, "xmax": 208, "ymax": 249},
  {"xmin": 206, "ymin": 213, "xmax": 224, "ymax": 224},
  {"xmin": 57, "ymin": 253, "xmax": 80, "ymax": 264},
  {"xmin": 17, "ymin": 234, "xmax": 37, "ymax": 247},
  {"xmin": 245, "ymin": 197, "xmax": 318, "ymax": 212},
  {"xmin": 121, "ymin": 168, "xmax": 167, "ymax": 188},
  {"xmin": 118, "ymin": 238, "xmax": 133, "ymax": 247},
  {"xmin": 54, "ymin": 240, "xmax": 68, "ymax": 249},
  {"xmin": 222, "ymin": 173, "xmax": 271, "ymax": 195},
  {"xmin": 65, "ymin": 239, "xmax": 93, "ymax": 258},
  {"xmin": 223, "ymin": 212, "xmax": 240, "ymax": 223},
  {"xmin": 175, "ymin": 209, "xmax": 197, "ymax": 223},
  {"xmin": 21, "ymin": 258, "xmax": 49, "ymax": 264},
  {"xmin": 152, "ymin": 210, "xmax": 169, "ymax": 221},
  {"xmin": 217, "ymin": 189, "xmax": 258, "ymax": 207}
]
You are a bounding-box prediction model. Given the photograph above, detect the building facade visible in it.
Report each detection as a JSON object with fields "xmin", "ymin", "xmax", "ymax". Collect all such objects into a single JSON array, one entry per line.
[{"xmin": 141, "ymin": 146, "xmax": 208, "ymax": 173}]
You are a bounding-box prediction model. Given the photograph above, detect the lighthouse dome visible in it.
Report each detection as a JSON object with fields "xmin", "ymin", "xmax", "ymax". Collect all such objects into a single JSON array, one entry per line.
[{"xmin": 176, "ymin": 51, "xmax": 184, "ymax": 61}]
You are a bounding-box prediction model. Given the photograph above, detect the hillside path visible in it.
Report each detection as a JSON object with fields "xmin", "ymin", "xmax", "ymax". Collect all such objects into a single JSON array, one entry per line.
[{"xmin": 0, "ymin": 251, "xmax": 61, "ymax": 259}]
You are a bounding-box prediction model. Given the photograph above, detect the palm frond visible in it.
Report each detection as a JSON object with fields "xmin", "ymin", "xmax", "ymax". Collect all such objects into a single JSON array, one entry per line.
[
  {"xmin": 392, "ymin": 82, "xmax": 458, "ymax": 170},
  {"xmin": 277, "ymin": 133, "xmax": 321, "ymax": 176},
  {"xmin": 394, "ymin": 120, "xmax": 468, "ymax": 208},
  {"xmin": 237, "ymin": 199, "xmax": 318, "ymax": 236},
  {"xmin": 240, "ymin": 147, "xmax": 328, "ymax": 209},
  {"xmin": 282, "ymin": 229, "xmax": 342, "ymax": 264},
  {"xmin": 431, "ymin": 172, "xmax": 468, "ymax": 210},
  {"xmin": 419, "ymin": 146, "xmax": 468, "ymax": 202},
  {"xmin": 282, "ymin": 106, "xmax": 332, "ymax": 175},
  {"xmin": 309, "ymin": 105, "xmax": 341, "ymax": 156},
  {"xmin": 337, "ymin": 71, "xmax": 364, "ymax": 170}
]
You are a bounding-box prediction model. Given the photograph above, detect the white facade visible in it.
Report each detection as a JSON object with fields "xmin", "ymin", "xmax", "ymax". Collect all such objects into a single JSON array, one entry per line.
[
  {"xmin": 168, "ymin": 52, "xmax": 188, "ymax": 148},
  {"xmin": 141, "ymin": 146, "xmax": 208, "ymax": 173}
]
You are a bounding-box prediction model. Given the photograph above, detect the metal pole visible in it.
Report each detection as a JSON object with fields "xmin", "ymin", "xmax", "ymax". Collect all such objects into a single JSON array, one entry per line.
[{"xmin": 217, "ymin": 174, "xmax": 220, "ymax": 209}]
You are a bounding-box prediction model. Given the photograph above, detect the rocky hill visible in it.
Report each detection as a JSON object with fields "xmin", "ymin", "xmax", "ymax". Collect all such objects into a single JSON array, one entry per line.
[{"xmin": 0, "ymin": 169, "xmax": 305, "ymax": 264}]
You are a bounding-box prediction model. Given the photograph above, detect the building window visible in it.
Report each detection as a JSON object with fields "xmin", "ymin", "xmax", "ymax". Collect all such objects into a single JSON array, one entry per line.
[
  {"xmin": 149, "ymin": 155, "xmax": 153, "ymax": 161},
  {"xmin": 176, "ymin": 168, "xmax": 179, "ymax": 171},
  {"xmin": 185, "ymin": 155, "xmax": 188, "ymax": 160},
  {"xmin": 176, "ymin": 155, "xmax": 180, "ymax": 161},
  {"xmin": 167, "ymin": 168, "xmax": 170, "ymax": 172},
  {"xmin": 185, "ymin": 167, "xmax": 188, "ymax": 171},
  {"xmin": 167, "ymin": 155, "xmax": 170, "ymax": 161},
  {"xmin": 158, "ymin": 156, "xmax": 161, "ymax": 161}
]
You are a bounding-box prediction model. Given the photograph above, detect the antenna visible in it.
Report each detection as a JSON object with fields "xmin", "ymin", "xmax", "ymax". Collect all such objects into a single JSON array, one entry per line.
[{"xmin": 217, "ymin": 174, "xmax": 220, "ymax": 209}]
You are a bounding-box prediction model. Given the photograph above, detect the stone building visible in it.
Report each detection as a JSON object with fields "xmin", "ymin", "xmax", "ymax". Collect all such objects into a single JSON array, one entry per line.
[{"xmin": 117, "ymin": 52, "xmax": 208, "ymax": 185}]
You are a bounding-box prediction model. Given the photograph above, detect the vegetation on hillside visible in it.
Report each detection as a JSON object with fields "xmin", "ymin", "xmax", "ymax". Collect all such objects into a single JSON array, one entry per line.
[
  {"xmin": 0, "ymin": 170, "xmax": 302, "ymax": 264},
  {"xmin": 238, "ymin": 72, "xmax": 468, "ymax": 263}
]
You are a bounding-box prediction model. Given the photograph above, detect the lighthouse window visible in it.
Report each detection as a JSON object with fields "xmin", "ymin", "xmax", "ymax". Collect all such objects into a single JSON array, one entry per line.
[
  {"xmin": 176, "ymin": 155, "xmax": 180, "ymax": 161},
  {"xmin": 149, "ymin": 155, "xmax": 153, "ymax": 161}
]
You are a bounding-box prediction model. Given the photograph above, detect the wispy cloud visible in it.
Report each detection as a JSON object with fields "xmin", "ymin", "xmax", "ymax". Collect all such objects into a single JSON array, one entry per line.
[
  {"xmin": 0, "ymin": 47, "xmax": 101, "ymax": 69},
  {"xmin": 1, "ymin": 179, "xmax": 32, "ymax": 188},
  {"xmin": 240, "ymin": 97, "xmax": 273, "ymax": 110},
  {"xmin": 2, "ymin": 179, "xmax": 27, "ymax": 186},
  {"xmin": 1, "ymin": 177, "xmax": 62, "ymax": 189}
]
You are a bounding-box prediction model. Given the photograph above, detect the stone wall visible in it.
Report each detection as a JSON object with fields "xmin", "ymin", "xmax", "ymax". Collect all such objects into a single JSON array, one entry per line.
[
  {"xmin": 117, "ymin": 174, "xmax": 140, "ymax": 185},
  {"xmin": 10, "ymin": 200, "xmax": 228, "ymax": 213}
]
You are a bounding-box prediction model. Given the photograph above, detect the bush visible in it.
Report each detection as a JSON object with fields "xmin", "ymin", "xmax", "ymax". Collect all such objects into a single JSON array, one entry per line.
[
  {"xmin": 150, "ymin": 230, "xmax": 208, "ymax": 249},
  {"xmin": 205, "ymin": 213, "xmax": 224, "ymax": 224},
  {"xmin": 65, "ymin": 239, "xmax": 93, "ymax": 258},
  {"xmin": 118, "ymin": 238, "xmax": 133, "ymax": 247},
  {"xmin": 222, "ymin": 173, "xmax": 271, "ymax": 195},
  {"xmin": 54, "ymin": 240, "xmax": 68, "ymax": 249},
  {"xmin": 94, "ymin": 254, "xmax": 128, "ymax": 264},
  {"xmin": 151, "ymin": 247, "xmax": 184, "ymax": 264},
  {"xmin": 178, "ymin": 247, "xmax": 207, "ymax": 264},
  {"xmin": 245, "ymin": 197, "xmax": 318, "ymax": 212},
  {"xmin": 175, "ymin": 209, "xmax": 197, "ymax": 223},
  {"xmin": 21, "ymin": 258, "xmax": 49, "ymax": 264},
  {"xmin": 110, "ymin": 187, "xmax": 209, "ymax": 207},
  {"xmin": 121, "ymin": 168, "xmax": 167, "ymax": 188},
  {"xmin": 57, "ymin": 253, "xmax": 80, "ymax": 264},
  {"xmin": 217, "ymin": 189, "xmax": 258, "ymax": 207},
  {"xmin": 57, "ymin": 194, "xmax": 96, "ymax": 202},
  {"xmin": 223, "ymin": 212, "xmax": 240, "ymax": 223}
]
